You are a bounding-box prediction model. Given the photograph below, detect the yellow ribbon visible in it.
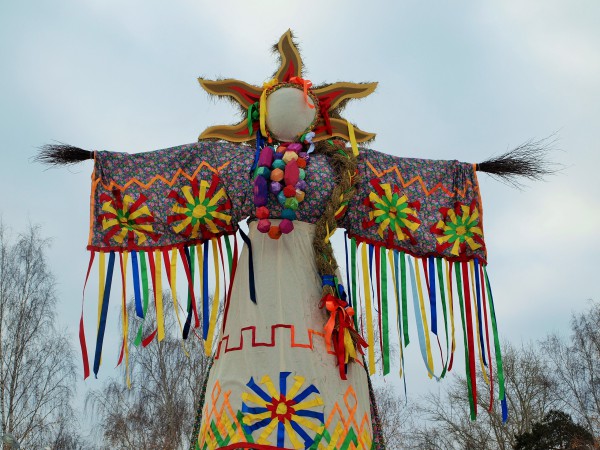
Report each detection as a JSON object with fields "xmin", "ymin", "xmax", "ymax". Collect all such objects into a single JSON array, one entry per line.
[
  {"xmin": 445, "ymin": 259, "xmax": 456, "ymax": 356},
  {"xmin": 324, "ymin": 222, "xmax": 336, "ymax": 245},
  {"xmin": 470, "ymin": 260, "xmax": 490, "ymax": 385},
  {"xmin": 344, "ymin": 329, "xmax": 356, "ymax": 363},
  {"xmin": 169, "ymin": 248, "xmax": 184, "ymax": 335},
  {"xmin": 205, "ymin": 238, "xmax": 221, "ymax": 356},
  {"xmin": 154, "ymin": 249, "xmax": 165, "ymax": 342},
  {"xmin": 121, "ymin": 251, "xmax": 130, "ymax": 388},
  {"xmin": 259, "ymin": 78, "xmax": 278, "ymax": 138},
  {"xmin": 415, "ymin": 258, "xmax": 434, "ymax": 378},
  {"xmin": 361, "ymin": 243, "xmax": 375, "ymax": 375},
  {"xmin": 347, "ymin": 121, "xmax": 360, "ymax": 157}
]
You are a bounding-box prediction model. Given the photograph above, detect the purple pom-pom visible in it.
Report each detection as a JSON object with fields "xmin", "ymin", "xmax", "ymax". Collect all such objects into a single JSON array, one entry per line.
[
  {"xmin": 253, "ymin": 176, "xmax": 268, "ymax": 207},
  {"xmin": 270, "ymin": 181, "xmax": 282, "ymax": 194},
  {"xmin": 296, "ymin": 180, "xmax": 307, "ymax": 191}
]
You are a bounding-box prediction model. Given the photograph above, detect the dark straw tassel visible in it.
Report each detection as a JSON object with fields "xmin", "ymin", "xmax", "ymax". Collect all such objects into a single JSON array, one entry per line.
[
  {"xmin": 35, "ymin": 143, "xmax": 94, "ymax": 167},
  {"xmin": 476, "ymin": 137, "xmax": 560, "ymax": 188}
]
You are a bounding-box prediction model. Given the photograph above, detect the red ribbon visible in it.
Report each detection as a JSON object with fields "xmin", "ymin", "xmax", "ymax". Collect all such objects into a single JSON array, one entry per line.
[
  {"xmin": 320, "ymin": 294, "xmax": 366, "ymax": 380},
  {"xmin": 319, "ymin": 99, "xmax": 333, "ymax": 136}
]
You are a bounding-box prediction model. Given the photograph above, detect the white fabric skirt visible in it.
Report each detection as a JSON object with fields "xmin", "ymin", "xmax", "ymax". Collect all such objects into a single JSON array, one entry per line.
[{"xmin": 197, "ymin": 221, "xmax": 373, "ymax": 450}]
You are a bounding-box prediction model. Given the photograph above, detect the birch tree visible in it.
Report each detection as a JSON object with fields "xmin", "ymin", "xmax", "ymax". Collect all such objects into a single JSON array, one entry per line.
[{"xmin": 0, "ymin": 223, "xmax": 82, "ymax": 448}]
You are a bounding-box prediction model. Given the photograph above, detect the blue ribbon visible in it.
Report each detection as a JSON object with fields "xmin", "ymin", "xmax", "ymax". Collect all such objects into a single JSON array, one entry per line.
[
  {"xmin": 428, "ymin": 257, "xmax": 438, "ymax": 335},
  {"xmin": 131, "ymin": 250, "xmax": 143, "ymax": 319},
  {"xmin": 321, "ymin": 275, "xmax": 335, "ymax": 287},
  {"xmin": 368, "ymin": 244, "xmax": 375, "ymax": 310},
  {"xmin": 276, "ymin": 422, "xmax": 285, "ymax": 447},
  {"xmin": 408, "ymin": 256, "xmax": 438, "ymax": 380},
  {"xmin": 249, "ymin": 130, "xmax": 265, "ymax": 176},
  {"xmin": 290, "ymin": 421, "xmax": 314, "ymax": 447},
  {"xmin": 93, "ymin": 251, "xmax": 115, "ymax": 378},
  {"xmin": 502, "ymin": 398, "xmax": 508, "ymax": 423},
  {"xmin": 246, "ymin": 376, "xmax": 271, "ymax": 402},
  {"xmin": 474, "ymin": 259, "xmax": 487, "ymax": 366},
  {"xmin": 344, "ymin": 231, "xmax": 353, "ymax": 308},
  {"xmin": 293, "ymin": 384, "xmax": 320, "ymax": 403}
]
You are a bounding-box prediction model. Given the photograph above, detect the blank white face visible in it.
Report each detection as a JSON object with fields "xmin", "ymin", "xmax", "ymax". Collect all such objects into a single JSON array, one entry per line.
[{"xmin": 265, "ymin": 87, "xmax": 317, "ymax": 142}]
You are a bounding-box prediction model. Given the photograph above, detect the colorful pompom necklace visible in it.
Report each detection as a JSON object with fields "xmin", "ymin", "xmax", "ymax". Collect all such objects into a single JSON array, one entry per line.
[{"xmin": 252, "ymin": 132, "xmax": 314, "ymax": 239}]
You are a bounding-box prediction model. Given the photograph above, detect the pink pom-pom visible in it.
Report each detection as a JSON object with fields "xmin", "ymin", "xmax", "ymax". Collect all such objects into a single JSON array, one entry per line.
[
  {"xmin": 258, "ymin": 146, "xmax": 274, "ymax": 167},
  {"xmin": 257, "ymin": 219, "xmax": 271, "ymax": 233},
  {"xmin": 284, "ymin": 160, "xmax": 299, "ymax": 186},
  {"xmin": 279, "ymin": 219, "xmax": 294, "ymax": 234},
  {"xmin": 288, "ymin": 143, "xmax": 302, "ymax": 153}
]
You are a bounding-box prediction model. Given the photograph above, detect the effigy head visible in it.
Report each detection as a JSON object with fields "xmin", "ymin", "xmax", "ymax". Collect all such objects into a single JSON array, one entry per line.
[{"xmin": 198, "ymin": 30, "xmax": 377, "ymax": 145}]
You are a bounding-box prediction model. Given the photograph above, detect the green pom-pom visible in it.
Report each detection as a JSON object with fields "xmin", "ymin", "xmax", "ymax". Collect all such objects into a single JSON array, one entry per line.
[
  {"xmin": 255, "ymin": 166, "xmax": 271, "ymax": 179},
  {"xmin": 284, "ymin": 197, "xmax": 299, "ymax": 210},
  {"xmin": 272, "ymin": 159, "xmax": 286, "ymax": 170}
]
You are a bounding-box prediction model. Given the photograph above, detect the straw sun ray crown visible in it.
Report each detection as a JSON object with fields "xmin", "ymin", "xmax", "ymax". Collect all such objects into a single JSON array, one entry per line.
[{"xmin": 198, "ymin": 30, "xmax": 377, "ymax": 143}]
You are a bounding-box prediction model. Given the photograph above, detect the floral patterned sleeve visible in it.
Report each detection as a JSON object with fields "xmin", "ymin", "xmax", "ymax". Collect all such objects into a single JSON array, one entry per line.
[
  {"xmin": 340, "ymin": 147, "xmax": 487, "ymax": 263},
  {"xmin": 89, "ymin": 141, "xmax": 253, "ymax": 252}
]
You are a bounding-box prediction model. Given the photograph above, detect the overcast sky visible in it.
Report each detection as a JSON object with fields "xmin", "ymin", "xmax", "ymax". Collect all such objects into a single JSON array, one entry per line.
[{"xmin": 1, "ymin": 0, "xmax": 599, "ymax": 423}]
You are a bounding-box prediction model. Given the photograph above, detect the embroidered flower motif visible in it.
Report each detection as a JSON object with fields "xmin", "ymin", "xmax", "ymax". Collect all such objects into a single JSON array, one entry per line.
[
  {"xmin": 98, "ymin": 189, "xmax": 159, "ymax": 246},
  {"xmin": 241, "ymin": 372, "xmax": 325, "ymax": 449},
  {"xmin": 430, "ymin": 200, "xmax": 485, "ymax": 256},
  {"xmin": 362, "ymin": 178, "xmax": 421, "ymax": 245},
  {"xmin": 167, "ymin": 174, "xmax": 233, "ymax": 240}
]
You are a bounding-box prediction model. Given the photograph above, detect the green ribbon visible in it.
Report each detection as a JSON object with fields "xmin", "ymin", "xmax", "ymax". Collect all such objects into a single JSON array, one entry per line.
[
  {"xmin": 400, "ymin": 251, "xmax": 409, "ymax": 346},
  {"xmin": 455, "ymin": 262, "xmax": 476, "ymax": 420},
  {"xmin": 247, "ymin": 102, "xmax": 259, "ymax": 135},
  {"xmin": 484, "ymin": 266, "xmax": 506, "ymax": 405},
  {"xmin": 134, "ymin": 251, "xmax": 150, "ymax": 346},
  {"xmin": 437, "ymin": 257, "xmax": 449, "ymax": 379},
  {"xmin": 380, "ymin": 246, "xmax": 390, "ymax": 375},
  {"xmin": 224, "ymin": 234, "xmax": 233, "ymax": 273}
]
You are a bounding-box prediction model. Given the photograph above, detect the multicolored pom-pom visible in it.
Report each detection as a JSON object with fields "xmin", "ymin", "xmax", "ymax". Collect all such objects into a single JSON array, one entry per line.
[{"xmin": 252, "ymin": 138, "xmax": 311, "ymax": 239}]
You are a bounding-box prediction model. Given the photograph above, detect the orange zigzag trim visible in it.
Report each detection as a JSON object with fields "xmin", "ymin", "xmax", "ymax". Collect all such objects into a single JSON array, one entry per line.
[
  {"xmin": 96, "ymin": 161, "xmax": 230, "ymax": 191},
  {"xmin": 88, "ymin": 160, "xmax": 229, "ymax": 250},
  {"xmin": 215, "ymin": 324, "xmax": 364, "ymax": 367},
  {"xmin": 366, "ymin": 160, "xmax": 479, "ymax": 198},
  {"xmin": 324, "ymin": 384, "xmax": 373, "ymax": 450}
]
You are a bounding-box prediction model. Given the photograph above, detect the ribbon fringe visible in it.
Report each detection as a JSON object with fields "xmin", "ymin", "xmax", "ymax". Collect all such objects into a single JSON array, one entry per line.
[
  {"xmin": 78, "ymin": 231, "xmax": 507, "ymax": 421},
  {"xmin": 80, "ymin": 234, "xmax": 239, "ymax": 383},
  {"xmin": 347, "ymin": 236, "xmax": 507, "ymax": 421}
]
